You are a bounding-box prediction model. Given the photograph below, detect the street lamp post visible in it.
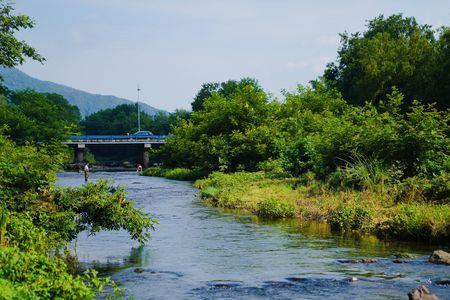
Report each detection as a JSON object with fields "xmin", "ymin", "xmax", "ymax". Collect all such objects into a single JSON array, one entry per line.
[{"xmin": 137, "ymin": 85, "xmax": 141, "ymax": 132}]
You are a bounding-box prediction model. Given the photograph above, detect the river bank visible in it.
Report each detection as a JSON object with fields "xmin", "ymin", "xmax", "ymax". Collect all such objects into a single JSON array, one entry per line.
[
  {"xmin": 143, "ymin": 169, "xmax": 450, "ymax": 243},
  {"xmin": 194, "ymin": 172, "xmax": 450, "ymax": 243}
]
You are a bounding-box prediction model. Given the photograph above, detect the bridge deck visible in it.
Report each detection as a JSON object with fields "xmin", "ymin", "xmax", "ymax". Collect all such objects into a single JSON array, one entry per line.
[{"xmin": 65, "ymin": 134, "xmax": 167, "ymax": 144}]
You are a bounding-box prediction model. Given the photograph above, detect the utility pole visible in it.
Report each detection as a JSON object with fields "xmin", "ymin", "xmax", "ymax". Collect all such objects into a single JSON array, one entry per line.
[{"xmin": 137, "ymin": 85, "xmax": 141, "ymax": 132}]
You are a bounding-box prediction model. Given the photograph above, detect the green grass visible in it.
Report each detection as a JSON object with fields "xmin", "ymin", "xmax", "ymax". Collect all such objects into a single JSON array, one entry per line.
[
  {"xmin": 142, "ymin": 167, "xmax": 205, "ymax": 181},
  {"xmin": 195, "ymin": 171, "xmax": 450, "ymax": 242}
]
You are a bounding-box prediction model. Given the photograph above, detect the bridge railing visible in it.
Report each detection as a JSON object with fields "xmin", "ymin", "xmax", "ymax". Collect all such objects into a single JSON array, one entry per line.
[{"xmin": 67, "ymin": 134, "xmax": 168, "ymax": 143}]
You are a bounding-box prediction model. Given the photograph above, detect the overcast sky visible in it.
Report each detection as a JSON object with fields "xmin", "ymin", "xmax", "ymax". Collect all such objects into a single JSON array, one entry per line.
[{"xmin": 15, "ymin": 0, "xmax": 450, "ymax": 112}]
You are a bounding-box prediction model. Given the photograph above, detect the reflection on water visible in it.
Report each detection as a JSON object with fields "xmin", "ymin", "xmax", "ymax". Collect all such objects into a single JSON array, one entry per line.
[{"xmin": 58, "ymin": 172, "xmax": 450, "ymax": 300}]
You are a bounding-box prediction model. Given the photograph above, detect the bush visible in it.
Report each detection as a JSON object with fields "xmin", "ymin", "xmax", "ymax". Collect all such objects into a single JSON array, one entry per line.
[
  {"xmin": 0, "ymin": 247, "xmax": 120, "ymax": 299},
  {"xmin": 396, "ymin": 173, "xmax": 450, "ymax": 203},
  {"xmin": 330, "ymin": 204, "xmax": 372, "ymax": 231},
  {"xmin": 381, "ymin": 203, "xmax": 450, "ymax": 240},
  {"xmin": 0, "ymin": 134, "xmax": 156, "ymax": 297},
  {"xmin": 327, "ymin": 157, "xmax": 402, "ymax": 192},
  {"xmin": 256, "ymin": 198, "xmax": 295, "ymax": 219},
  {"xmin": 165, "ymin": 168, "xmax": 205, "ymax": 181},
  {"xmin": 257, "ymin": 159, "xmax": 289, "ymax": 179},
  {"xmin": 200, "ymin": 187, "xmax": 220, "ymax": 199},
  {"xmin": 143, "ymin": 167, "xmax": 205, "ymax": 181}
]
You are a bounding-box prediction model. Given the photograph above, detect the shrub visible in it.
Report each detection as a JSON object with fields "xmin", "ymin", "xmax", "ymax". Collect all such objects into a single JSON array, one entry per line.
[
  {"xmin": 396, "ymin": 173, "xmax": 450, "ymax": 203},
  {"xmin": 200, "ymin": 187, "xmax": 220, "ymax": 199},
  {"xmin": 256, "ymin": 198, "xmax": 295, "ymax": 219},
  {"xmin": 164, "ymin": 168, "xmax": 205, "ymax": 181},
  {"xmin": 328, "ymin": 157, "xmax": 402, "ymax": 193},
  {"xmin": 381, "ymin": 203, "xmax": 450, "ymax": 240},
  {"xmin": 257, "ymin": 159, "xmax": 289, "ymax": 179},
  {"xmin": 330, "ymin": 204, "xmax": 372, "ymax": 231},
  {"xmin": 143, "ymin": 167, "xmax": 205, "ymax": 181},
  {"xmin": 0, "ymin": 247, "xmax": 120, "ymax": 299},
  {"xmin": 142, "ymin": 167, "xmax": 166, "ymax": 177}
]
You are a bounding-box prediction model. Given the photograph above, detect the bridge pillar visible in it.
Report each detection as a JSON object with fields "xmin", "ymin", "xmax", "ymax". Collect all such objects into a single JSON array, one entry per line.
[
  {"xmin": 75, "ymin": 144, "xmax": 85, "ymax": 163},
  {"xmin": 142, "ymin": 143, "xmax": 151, "ymax": 168}
]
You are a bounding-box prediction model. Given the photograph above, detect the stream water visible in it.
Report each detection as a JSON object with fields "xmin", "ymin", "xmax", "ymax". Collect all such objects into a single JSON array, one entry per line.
[{"xmin": 57, "ymin": 171, "xmax": 449, "ymax": 299}]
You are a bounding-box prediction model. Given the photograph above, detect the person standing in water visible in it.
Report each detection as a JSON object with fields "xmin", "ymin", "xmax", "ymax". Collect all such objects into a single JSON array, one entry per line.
[{"xmin": 84, "ymin": 163, "xmax": 90, "ymax": 182}]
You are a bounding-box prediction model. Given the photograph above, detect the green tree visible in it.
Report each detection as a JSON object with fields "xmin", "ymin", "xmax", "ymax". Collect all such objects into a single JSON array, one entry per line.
[
  {"xmin": 164, "ymin": 82, "xmax": 276, "ymax": 172},
  {"xmin": 0, "ymin": 2, "xmax": 156, "ymax": 298},
  {"xmin": 0, "ymin": 1, "xmax": 44, "ymax": 68},
  {"xmin": 432, "ymin": 27, "xmax": 450, "ymax": 108},
  {"xmin": 0, "ymin": 90, "xmax": 81, "ymax": 144},
  {"xmin": 82, "ymin": 104, "xmax": 185, "ymax": 135},
  {"xmin": 191, "ymin": 77, "xmax": 263, "ymax": 111},
  {"xmin": 324, "ymin": 14, "xmax": 448, "ymax": 109}
]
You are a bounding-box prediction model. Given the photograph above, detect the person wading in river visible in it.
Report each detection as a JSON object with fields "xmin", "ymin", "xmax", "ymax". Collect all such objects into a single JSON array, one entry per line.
[{"xmin": 84, "ymin": 163, "xmax": 90, "ymax": 183}]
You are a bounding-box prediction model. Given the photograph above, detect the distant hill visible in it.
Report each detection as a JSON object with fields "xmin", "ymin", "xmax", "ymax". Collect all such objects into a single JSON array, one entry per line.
[{"xmin": 0, "ymin": 67, "xmax": 163, "ymax": 117}]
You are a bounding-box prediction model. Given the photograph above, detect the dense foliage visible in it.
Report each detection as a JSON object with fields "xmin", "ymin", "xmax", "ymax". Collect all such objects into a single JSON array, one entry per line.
[
  {"xmin": 0, "ymin": 133, "xmax": 156, "ymax": 298},
  {"xmin": 0, "ymin": 1, "xmax": 156, "ymax": 298},
  {"xmin": 159, "ymin": 15, "xmax": 450, "ymax": 207},
  {"xmin": 0, "ymin": 89, "xmax": 81, "ymax": 144},
  {"xmin": 324, "ymin": 14, "xmax": 450, "ymax": 110},
  {"xmin": 166, "ymin": 80, "xmax": 449, "ymax": 204},
  {"xmin": 0, "ymin": 2, "xmax": 44, "ymax": 68},
  {"xmin": 161, "ymin": 83, "xmax": 276, "ymax": 172},
  {"xmin": 154, "ymin": 14, "xmax": 450, "ymax": 241},
  {"xmin": 191, "ymin": 78, "xmax": 263, "ymax": 111},
  {"xmin": 81, "ymin": 103, "xmax": 189, "ymax": 135}
]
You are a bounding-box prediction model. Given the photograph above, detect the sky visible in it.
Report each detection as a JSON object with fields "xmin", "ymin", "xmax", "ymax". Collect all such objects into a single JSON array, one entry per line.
[{"xmin": 14, "ymin": 0, "xmax": 450, "ymax": 112}]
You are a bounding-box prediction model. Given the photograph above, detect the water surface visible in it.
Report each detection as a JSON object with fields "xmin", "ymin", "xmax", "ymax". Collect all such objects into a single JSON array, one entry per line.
[{"xmin": 58, "ymin": 172, "xmax": 450, "ymax": 299}]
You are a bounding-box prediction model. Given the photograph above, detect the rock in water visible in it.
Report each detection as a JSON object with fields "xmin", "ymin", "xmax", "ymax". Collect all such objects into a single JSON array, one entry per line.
[
  {"xmin": 429, "ymin": 250, "xmax": 450, "ymax": 265},
  {"xmin": 408, "ymin": 286, "xmax": 440, "ymax": 300}
]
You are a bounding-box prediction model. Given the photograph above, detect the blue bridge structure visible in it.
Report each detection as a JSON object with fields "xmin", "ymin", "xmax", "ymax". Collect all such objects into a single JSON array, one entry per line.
[{"xmin": 64, "ymin": 132, "xmax": 168, "ymax": 167}]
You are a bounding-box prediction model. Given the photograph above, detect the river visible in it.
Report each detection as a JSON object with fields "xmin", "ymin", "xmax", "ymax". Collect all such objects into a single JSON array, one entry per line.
[{"xmin": 57, "ymin": 171, "xmax": 449, "ymax": 299}]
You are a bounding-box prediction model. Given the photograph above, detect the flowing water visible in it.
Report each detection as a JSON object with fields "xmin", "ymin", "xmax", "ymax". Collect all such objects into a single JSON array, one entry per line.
[{"xmin": 58, "ymin": 171, "xmax": 450, "ymax": 299}]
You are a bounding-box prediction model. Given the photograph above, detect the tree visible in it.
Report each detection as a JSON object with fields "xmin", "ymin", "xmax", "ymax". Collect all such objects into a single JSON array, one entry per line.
[
  {"xmin": 191, "ymin": 77, "xmax": 263, "ymax": 111},
  {"xmin": 324, "ymin": 14, "xmax": 448, "ymax": 109},
  {"xmin": 0, "ymin": 90, "xmax": 81, "ymax": 144},
  {"xmin": 432, "ymin": 27, "xmax": 450, "ymax": 108},
  {"xmin": 0, "ymin": 1, "xmax": 44, "ymax": 68},
  {"xmin": 82, "ymin": 104, "xmax": 186, "ymax": 135},
  {"xmin": 164, "ymin": 82, "xmax": 276, "ymax": 172},
  {"xmin": 0, "ymin": 2, "xmax": 156, "ymax": 298}
]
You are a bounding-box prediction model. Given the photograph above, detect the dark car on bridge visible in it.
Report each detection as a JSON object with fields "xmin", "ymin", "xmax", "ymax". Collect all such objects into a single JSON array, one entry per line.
[{"xmin": 131, "ymin": 131, "xmax": 154, "ymax": 139}]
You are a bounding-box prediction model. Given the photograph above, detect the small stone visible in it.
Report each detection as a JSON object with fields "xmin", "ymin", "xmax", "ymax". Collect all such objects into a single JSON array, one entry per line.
[
  {"xmin": 408, "ymin": 285, "xmax": 440, "ymax": 300},
  {"xmin": 429, "ymin": 250, "xmax": 450, "ymax": 265},
  {"xmin": 134, "ymin": 268, "xmax": 145, "ymax": 273},
  {"xmin": 393, "ymin": 259, "xmax": 409, "ymax": 264},
  {"xmin": 360, "ymin": 259, "xmax": 377, "ymax": 263},
  {"xmin": 435, "ymin": 279, "xmax": 450, "ymax": 285},
  {"xmin": 340, "ymin": 258, "xmax": 377, "ymax": 264}
]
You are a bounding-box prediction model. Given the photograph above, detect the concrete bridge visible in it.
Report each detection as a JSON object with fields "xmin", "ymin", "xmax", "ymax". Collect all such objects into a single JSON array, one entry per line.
[{"xmin": 64, "ymin": 133, "xmax": 167, "ymax": 167}]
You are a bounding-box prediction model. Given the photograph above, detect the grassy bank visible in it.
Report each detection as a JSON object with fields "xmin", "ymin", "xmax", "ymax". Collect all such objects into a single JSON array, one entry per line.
[
  {"xmin": 195, "ymin": 172, "xmax": 450, "ymax": 242},
  {"xmin": 142, "ymin": 167, "xmax": 206, "ymax": 181}
]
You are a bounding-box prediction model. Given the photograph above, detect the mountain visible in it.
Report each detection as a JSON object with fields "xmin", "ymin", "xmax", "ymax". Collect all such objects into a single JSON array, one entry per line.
[{"xmin": 0, "ymin": 67, "xmax": 163, "ymax": 117}]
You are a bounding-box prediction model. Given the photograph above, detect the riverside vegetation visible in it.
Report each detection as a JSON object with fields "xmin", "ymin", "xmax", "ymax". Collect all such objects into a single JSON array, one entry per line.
[
  {"xmin": 148, "ymin": 15, "xmax": 450, "ymax": 242},
  {"xmin": 0, "ymin": 2, "xmax": 156, "ymax": 298}
]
